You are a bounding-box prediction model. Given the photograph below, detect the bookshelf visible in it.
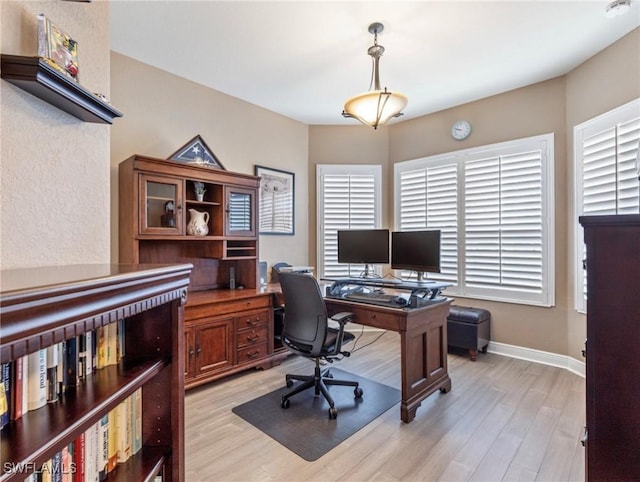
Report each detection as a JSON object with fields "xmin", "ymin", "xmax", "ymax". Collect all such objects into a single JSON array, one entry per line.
[{"xmin": 0, "ymin": 263, "xmax": 192, "ymax": 482}]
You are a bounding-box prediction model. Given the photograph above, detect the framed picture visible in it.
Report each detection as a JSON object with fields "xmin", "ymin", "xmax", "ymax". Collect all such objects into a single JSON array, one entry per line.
[
  {"xmin": 168, "ymin": 135, "xmax": 226, "ymax": 169},
  {"xmin": 255, "ymin": 165, "xmax": 295, "ymax": 235}
]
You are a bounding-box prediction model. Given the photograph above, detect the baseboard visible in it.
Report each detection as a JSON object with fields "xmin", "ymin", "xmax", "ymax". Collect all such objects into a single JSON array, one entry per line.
[
  {"xmin": 352, "ymin": 325, "xmax": 586, "ymax": 378},
  {"xmin": 487, "ymin": 341, "xmax": 585, "ymax": 378}
]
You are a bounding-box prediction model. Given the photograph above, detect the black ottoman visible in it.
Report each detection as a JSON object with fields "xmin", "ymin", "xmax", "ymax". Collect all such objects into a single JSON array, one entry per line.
[{"xmin": 447, "ymin": 305, "xmax": 491, "ymax": 361}]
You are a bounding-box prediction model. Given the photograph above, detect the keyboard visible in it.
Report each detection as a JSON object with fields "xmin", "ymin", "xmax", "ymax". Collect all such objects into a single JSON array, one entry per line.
[{"xmin": 344, "ymin": 291, "xmax": 408, "ymax": 308}]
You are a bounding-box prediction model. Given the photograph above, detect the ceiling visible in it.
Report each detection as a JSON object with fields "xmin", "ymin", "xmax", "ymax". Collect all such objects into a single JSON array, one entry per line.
[{"xmin": 110, "ymin": 1, "xmax": 640, "ymax": 126}]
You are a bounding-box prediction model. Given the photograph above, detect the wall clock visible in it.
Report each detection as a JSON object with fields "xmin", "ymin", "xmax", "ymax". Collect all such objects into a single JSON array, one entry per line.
[{"xmin": 451, "ymin": 120, "xmax": 472, "ymax": 140}]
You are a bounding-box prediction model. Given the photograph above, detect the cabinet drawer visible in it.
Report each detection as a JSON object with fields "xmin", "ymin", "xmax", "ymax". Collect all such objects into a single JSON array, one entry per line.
[
  {"xmin": 236, "ymin": 325, "xmax": 269, "ymax": 348},
  {"xmin": 326, "ymin": 302, "xmax": 403, "ymax": 331},
  {"xmin": 186, "ymin": 295, "xmax": 272, "ymax": 320},
  {"xmin": 235, "ymin": 309, "xmax": 270, "ymax": 330},
  {"xmin": 237, "ymin": 343, "xmax": 268, "ymax": 364}
]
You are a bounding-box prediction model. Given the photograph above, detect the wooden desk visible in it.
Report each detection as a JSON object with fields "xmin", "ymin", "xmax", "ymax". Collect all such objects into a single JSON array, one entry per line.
[{"xmin": 324, "ymin": 296, "xmax": 452, "ymax": 423}]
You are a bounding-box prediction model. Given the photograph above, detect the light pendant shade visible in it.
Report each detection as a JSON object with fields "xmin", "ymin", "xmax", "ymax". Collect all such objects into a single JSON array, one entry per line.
[
  {"xmin": 343, "ymin": 88, "xmax": 408, "ymax": 129},
  {"xmin": 342, "ymin": 22, "xmax": 407, "ymax": 129}
]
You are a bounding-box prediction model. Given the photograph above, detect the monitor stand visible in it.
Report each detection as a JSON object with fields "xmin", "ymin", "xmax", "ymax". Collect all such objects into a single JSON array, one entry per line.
[
  {"xmin": 360, "ymin": 264, "xmax": 381, "ymax": 279},
  {"xmin": 414, "ymin": 271, "xmax": 434, "ymax": 284}
]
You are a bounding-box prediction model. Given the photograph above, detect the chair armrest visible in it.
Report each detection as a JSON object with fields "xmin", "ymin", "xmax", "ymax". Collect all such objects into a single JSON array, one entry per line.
[{"xmin": 330, "ymin": 311, "xmax": 354, "ymax": 325}]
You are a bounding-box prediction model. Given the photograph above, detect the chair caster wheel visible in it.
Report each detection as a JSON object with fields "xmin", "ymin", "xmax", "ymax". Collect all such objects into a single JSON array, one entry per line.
[
  {"xmin": 328, "ymin": 407, "xmax": 338, "ymax": 419},
  {"xmin": 286, "ymin": 380, "xmax": 294, "ymax": 388},
  {"xmin": 354, "ymin": 387, "xmax": 364, "ymax": 398},
  {"xmin": 281, "ymin": 398, "xmax": 290, "ymax": 409}
]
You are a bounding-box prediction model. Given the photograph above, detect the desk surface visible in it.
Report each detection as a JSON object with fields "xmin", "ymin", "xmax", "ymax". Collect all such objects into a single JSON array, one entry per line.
[{"xmin": 321, "ymin": 276, "xmax": 451, "ymax": 292}]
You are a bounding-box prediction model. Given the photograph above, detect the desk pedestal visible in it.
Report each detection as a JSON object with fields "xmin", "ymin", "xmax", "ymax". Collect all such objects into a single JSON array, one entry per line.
[{"xmin": 325, "ymin": 298, "xmax": 452, "ymax": 423}]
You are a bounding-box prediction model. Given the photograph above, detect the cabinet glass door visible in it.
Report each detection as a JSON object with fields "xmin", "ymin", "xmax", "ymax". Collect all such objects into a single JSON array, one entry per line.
[
  {"xmin": 140, "ymin": 175, "xmax": 183, "ymax": 234},
  {"xmin": 225, "ymin": 187, "xmax": 255, "ymax": 236}
]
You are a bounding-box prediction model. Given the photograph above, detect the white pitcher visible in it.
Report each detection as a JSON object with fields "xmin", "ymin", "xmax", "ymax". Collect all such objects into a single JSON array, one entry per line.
[{"xmin": 187, "ymin": 209, "xmax": 209, "ymax": 236}]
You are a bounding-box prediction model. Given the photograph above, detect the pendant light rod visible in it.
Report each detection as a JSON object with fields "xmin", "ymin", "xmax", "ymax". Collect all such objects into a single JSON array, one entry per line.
[{"xmin": 342, "ymin": 22, "xmax": 408, "ymax": 129}]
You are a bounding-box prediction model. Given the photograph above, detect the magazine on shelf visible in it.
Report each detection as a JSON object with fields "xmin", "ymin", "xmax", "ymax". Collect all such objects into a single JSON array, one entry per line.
[{"xmin": 37, "ymin": 13, "xmax": 79, "ymax": 82}]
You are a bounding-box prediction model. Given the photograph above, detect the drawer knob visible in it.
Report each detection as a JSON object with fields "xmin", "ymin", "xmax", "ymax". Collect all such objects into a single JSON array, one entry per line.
[
  {"xmin": 246, "ymin": 319, "xmax": 259, "ymax": 326},
  {"xmin": 247, "ymin": 334, "xmax": 260, "ymax": 342},
  {"xmin": 246, "ymin": 350, "xmax": 260, "ymax": 358}
]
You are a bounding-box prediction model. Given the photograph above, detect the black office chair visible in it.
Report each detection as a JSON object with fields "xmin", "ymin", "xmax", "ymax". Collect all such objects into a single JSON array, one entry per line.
[{"xmin": 278, "ymin": 272, "xmax": 363, "ymax": 419}]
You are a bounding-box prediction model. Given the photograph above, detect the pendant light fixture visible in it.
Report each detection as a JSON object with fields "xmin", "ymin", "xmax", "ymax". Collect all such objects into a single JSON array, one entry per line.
[{"xmin": 342, "ymin": 22, "xmax": 408, "ymax": 129}]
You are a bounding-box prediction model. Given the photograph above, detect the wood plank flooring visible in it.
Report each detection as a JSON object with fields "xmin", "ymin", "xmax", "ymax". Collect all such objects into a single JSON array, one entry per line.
[{"xmin": 185, "ymin": 330, "xmax": 585, "ymax": 481}]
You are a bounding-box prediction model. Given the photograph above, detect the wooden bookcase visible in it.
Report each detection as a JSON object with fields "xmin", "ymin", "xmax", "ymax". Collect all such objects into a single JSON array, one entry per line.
[
  {"xmin": 0, "ymin": 263, "xmax": 192, "ymax": 482},
  {"xmin": 579, "ymin": 214, "xmax": 640, "ymax": 480},
  {"xmin": 119, "ymin": 155, "xmax": 287, "ymax": 390}
]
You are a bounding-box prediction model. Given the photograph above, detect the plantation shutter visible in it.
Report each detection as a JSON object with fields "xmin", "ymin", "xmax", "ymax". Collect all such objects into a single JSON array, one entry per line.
[
  {"xmin": 395, "ymin": 134, "xmax": 553, "ymax": 306},
  {"xmin": 397, "ymin": 164, "xmax": 458, "ymax": 283},
  {"xmin": 576, "ymin": 106, "xmax": 640, "ymax": 311},
  {"xmin": 464, "ymin": 151, "xmax": 543, "ymax": 293},
  {"xmin": 318, "ymin": 166, "xmax": 381, "ymax": 278}
]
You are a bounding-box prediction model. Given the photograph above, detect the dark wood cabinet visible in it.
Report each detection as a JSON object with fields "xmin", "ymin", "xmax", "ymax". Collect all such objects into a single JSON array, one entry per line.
[
  {"xmin": 580, "ymin": 214, "xmax": 640, "ymax": 481},
  {"xmin": 0, "ymin": 264, "xmax": 192, "ymax": 482},
  {"xmin": 119, "ymin": 155, "xmax": 287, "ymax": 390}
]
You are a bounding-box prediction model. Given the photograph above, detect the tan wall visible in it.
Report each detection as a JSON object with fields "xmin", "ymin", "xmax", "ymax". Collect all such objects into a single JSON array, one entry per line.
[
  {"xmin": 564, "ymin": 28, "xmax": 640, "ymax": 360},
  {"xmin": 309, "ymin": 28, "xmax": 640, "ymax": 359},
  {"xmin": 389, "ymin": 79, "xmax": 569, "ymax": 357},
  {"xmin": 1, "ymin": 1, "xmax": 111, "ymax": 270},
  {"xmin": 308, "ymin": 126, "xmax": 390, "ymax": 267},
  {"xmin": 109, "ymin": 52, "xmax": 309, "ymax": 274}
]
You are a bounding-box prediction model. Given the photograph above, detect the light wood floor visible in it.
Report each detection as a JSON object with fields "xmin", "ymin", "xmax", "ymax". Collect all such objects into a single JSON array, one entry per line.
[{"xmin": 185, "ymin": 331, "xmax": 585, "ymax": 482}]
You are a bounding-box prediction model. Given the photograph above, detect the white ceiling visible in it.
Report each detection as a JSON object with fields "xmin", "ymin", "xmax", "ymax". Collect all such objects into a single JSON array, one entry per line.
[{"xmin": 110, "ymin": 1, "xmax": 640, "ymax": 126}]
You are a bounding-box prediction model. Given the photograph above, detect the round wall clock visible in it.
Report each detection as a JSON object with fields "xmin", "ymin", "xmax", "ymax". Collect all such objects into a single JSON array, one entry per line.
[{"xmin": 451, "ymin": 120, "xmax": 472, "ymax": 140}]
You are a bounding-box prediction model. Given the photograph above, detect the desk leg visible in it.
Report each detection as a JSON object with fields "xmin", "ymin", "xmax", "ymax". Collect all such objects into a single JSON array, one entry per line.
[{"xmin": 399, "ymin": 321, "xmax": 452, "ymax": 423}]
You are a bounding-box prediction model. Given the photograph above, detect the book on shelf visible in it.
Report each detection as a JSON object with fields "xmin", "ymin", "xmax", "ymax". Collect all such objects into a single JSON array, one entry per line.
[
  {"xmin": 117, "ymin": 319, "xmax": 126, "ymax": 360},
  {"xmin": 96, "ymin": 326, "xmax": 107, "ymax": 370},
  {"xmin": 121, "ymin": 397, "xmax": 133, "ymax": 463},
  {"xmin": 107, "ymin": 407, "xmax": 117, "ymax": 472},
  {"xmin": 10, "ymin": 356, "xmax": 24, "ymax": 420},
  {"xmin": 57, "ymin": 341, "xmax": 67, "ymax": 397},
  {"xmin": 61, "ymin": 443, "xmax": 73, "ymax": 482},
  {"xmin": 106, "ymin": 323, "xmax": 118, "ymax": 367},
  {"xmin": 78, "ymin": 334, "xmax": 87, "ymax": 380},
  {"xmin": 85, "ymin": 331, "xmax": 94, "ymax": 377},
  {"xmin": 37, "ymin": 13, "xmax": 79, "ymax": 82},
  {"xmin": 73, "ymin": 433, "xmax": 85, "ymax": 482},
  {"xmin": 46, "ymin": 344, "xmax": 59, "ymax": 403},
  {"xmin": 21, "ymin": 355, "xmax": 28, "ymax": 417},
  {"xmin": 0, "ymin": 362, "xmax": 9, "ymax": 429},
  {"xmin": 51, "ymin": 450, "xmax": 62, "ymax": 482},
  {"xmin": 27, "ymin": 349, "xmax": 47, "ymax": 411},
  {"xmin": 132, "ymin": 387, "xmax": 143, "ymax": 455},
  {"xmin": 66, "ymin": 336, "xmax": 79, "ymax": 387},
  {"xmin": 98, "ymin": 414, "xmax": 109, "ymax": 481},
  {"xmin": 84, "ymin": 421, "xmax": 99, "ymax": 482}
]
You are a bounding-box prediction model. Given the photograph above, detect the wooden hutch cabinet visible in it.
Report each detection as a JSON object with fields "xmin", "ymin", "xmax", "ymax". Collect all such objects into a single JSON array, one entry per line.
[
  {"xmin": 119, "ymin": 155, "xmax": 286, "ymax": 389},
  {"xmin": 579, "ymin": 214, "xmax": 640, "ymax": 481},
  {"xmin": 0, "ymin": 264, "xmax": 192, "ymax": 482}
]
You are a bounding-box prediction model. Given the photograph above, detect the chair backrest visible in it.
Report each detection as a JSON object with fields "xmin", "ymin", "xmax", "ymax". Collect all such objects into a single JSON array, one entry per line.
[{"xmin": 278, "ymin": 272, "xmax": 328, "ymax": 357}]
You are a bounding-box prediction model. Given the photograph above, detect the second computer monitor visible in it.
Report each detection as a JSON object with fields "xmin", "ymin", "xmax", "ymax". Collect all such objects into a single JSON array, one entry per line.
[{"xmin": 391, "ymin": 230, "xmax": 441, "ymax": 280}]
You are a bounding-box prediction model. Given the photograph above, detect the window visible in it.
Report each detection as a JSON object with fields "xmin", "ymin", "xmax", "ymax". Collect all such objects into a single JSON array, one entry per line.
[
  {"xmin": 317, "ymin": 165, "xmax": 382, "ymax": 278},
  {"xmin": 574, "ymin": 99, "xmax": 640, "ymax": 312},
  {"xmin": 395, "ymin": 134, "xmax": 555, "ymax": 306}
]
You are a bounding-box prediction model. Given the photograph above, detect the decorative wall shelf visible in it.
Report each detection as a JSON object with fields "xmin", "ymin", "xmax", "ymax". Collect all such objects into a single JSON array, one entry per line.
[{"xmin": 0, "ymin": 54, "xmax": 123, "ymax": 124}]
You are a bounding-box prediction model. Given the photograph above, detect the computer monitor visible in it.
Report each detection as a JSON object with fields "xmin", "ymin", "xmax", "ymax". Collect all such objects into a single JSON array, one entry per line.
[
  {"xmin": 391, "ymin": 230, "xmax": 441, "ymax": 281},
  {"xmin": 337, "ymin": 229, "xmax": 389, "ymax": 277}
]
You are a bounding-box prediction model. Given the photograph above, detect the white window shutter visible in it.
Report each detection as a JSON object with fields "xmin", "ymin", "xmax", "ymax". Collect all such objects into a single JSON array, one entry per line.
[
  {"xmin": 317, "ymin": 166, "xmax": 381, "ymax": 278},
  {"xmin": 395, "ymin": 134, "xmax": 553, "ymax": 306},
  {"xmin": 575, "ymin": 101, "xmax": 640, "ymax": 312}
]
